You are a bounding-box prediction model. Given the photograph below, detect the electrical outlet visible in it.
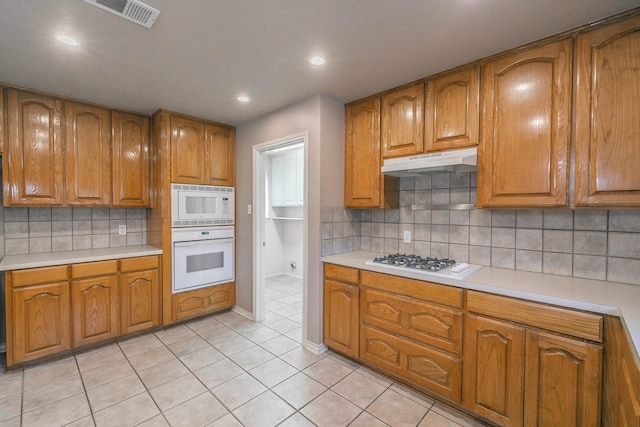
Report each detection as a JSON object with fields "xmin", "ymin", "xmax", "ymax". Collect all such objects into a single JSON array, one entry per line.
[
  {"xmin": 403, "ymin": 230, "xmax": 411, "ymax": 243},
  {"xmin": 118, "ymin": 225, "xmax": 127, "ymax": 235}
]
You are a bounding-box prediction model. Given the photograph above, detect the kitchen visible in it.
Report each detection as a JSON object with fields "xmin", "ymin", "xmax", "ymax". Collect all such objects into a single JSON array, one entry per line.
[{"xmin": 1, "ymin": 1, "xmax": 640, "ymax": 426}]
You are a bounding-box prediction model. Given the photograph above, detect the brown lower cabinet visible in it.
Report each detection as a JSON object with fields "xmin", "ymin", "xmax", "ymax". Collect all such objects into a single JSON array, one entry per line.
[
  {"xmin": 9, "ymin": 266, "xmax": 71, "ymax": 365},
  {"xmin": 5, "ymin": 255, "xmax": 160, "ymax": 367},
  {"xmin": 171, "ymin": 283, "xmax": 235, "ymax": 321},
  {"xmin": 322, "ymin": 264, "xmax": 360, "ymax": 358},
  {"xmin": 360, "ymin": 325, "xmax": 462, "ymax": 402},
  {"xmin": 321, "ymin": 263, "xmax": 627, "ymax": 427},
  {"xmin": 464, "ymin": 314, "xmax": 602, "ymax": 427},
  {"xmin": 71, "ymin": 261, "xmax": 120, "ymax": 347},
  {"xmin": 120, "ymin": 256, "xmax": 160, "ymax": 334}
]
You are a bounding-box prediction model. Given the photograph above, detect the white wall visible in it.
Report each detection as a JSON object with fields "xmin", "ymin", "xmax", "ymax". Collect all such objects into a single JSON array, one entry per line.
[
  {"xmin": 264, "ymin": 218, "xmax": 304, "ymax": 277},
  {"xmin": 235, "ymin": 94, "xmax": 344, "ymax": 345}
]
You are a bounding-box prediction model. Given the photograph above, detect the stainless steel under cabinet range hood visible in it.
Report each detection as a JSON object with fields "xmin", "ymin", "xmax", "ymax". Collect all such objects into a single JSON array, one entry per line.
[{"xmin": 381, "ymin": 147, "xmax": 477, "ymax": 177}]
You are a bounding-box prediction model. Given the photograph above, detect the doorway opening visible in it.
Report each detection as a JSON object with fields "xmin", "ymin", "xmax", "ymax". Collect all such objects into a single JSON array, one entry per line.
[{"xmin": 252, "ymin": 132, "xmax": 308, "ymax": 344}]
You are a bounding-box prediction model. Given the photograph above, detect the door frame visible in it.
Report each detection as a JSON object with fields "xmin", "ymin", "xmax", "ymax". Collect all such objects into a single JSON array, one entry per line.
[{"xmin": 252, "ymin": 131, "xmax": 308, "ymax": 324}]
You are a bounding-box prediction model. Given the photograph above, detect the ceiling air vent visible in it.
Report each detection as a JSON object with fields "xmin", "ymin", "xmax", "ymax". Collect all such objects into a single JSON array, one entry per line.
[{"xmin": 83, "ymin": 0, "xmax": 160, "ymax": 29}]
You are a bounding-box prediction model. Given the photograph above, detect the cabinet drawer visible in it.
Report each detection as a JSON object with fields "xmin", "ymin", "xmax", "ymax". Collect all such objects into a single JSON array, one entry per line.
[
  {"xmin": 120, "ymin": 256, "xmax": 159, "ymax": 273},
  {"xmin": 324, "ymin": 263, "xmax": 359, "ymax": 285},
  {"xmin": 361, "ymin": 287, "xmax": 462, "ymax": 354},
  {"xmin": 72, "ymin": 260, "xmax": 118, "ymax": 278},
  {"xmin": 360, "ymin": 325, "xmax": 461, "ymax": 402},
  {"xmin": 172, "ymin": 283, "xmax": 235, "ymax": 321},
  {"xmin": 360, "ymin": 271, "xmax": 462, "ymax": 308},
  {"xmin": 12, "ymin": 266, "xmax": 68, "ymax": 287},
  {"xmin": 467, "ymin": 291, "xmax": 603, "ymax": 342}
]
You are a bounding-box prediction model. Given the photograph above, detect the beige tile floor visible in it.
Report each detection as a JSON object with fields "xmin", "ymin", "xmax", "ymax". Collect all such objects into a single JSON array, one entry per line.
[{"xmin": 0, "ymin": 274, "xmax": 487, "ymax": 426}]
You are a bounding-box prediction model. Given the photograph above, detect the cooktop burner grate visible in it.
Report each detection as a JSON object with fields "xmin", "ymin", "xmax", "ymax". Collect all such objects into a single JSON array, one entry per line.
[{"xmin": 372, "ymin": 254, "xmax": 456, "ymax": 271}]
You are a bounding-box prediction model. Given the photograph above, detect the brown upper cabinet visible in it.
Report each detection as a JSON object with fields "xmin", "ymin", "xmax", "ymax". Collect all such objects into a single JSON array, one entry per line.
[
  {"xmin": 65, "ymin": 101, "xmax": 112, "ymax": 206},
  {"xmin": 425, "ymin": 66, "xmax": 480, "ymax": 152},
  {"xmin": 4, "ymin": 89, "xmax": 65, "ymax": 205},
  {"xmin": 170, "ymin": 115, "xmax": 205, "ymax": 184},
  {"xmin": 112, "ymin": 111, "xmax": 150, "ymax": 207},
  {"xmin": 0, "ymin": 88, "xmax": 4, "ymax": 155},
  {"xmin": 381, "ymin": 83, "xmax": 424, "ymax": 158},
  {"xmin": 477, "ymin": 39, "xmax": 572, "ymax": 208},
  {"xmin": 169, "ymin": 112, "xmax": 236, "ymax": 186},
  {"xmin": 574, "ymin": 14, "xmax": 640, "ymax": 207},
  {"xmin": 204, "ymin": 124, "xmax": 236, "ymax": 186},
  {"xmin": 344, "ymin": 97, "xmax": 398, "ymax": 208},
  {"xmin": 2, "ymin": 87, "xmax": 151, "ymax": 207}
]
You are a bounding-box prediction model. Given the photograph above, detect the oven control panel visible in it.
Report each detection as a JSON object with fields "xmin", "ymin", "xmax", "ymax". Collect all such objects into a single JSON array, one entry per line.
[{"xmin": 172, "ymin": 225, "xmax": 234, "ymax": 242}]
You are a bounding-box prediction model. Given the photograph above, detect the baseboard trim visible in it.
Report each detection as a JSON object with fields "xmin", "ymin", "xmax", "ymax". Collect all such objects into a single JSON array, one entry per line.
[
  {"xmin": 232, "ymin": 305, "xmax": 254, "ymax": 321},
  {"xmin": 303, "ymin": 340, "xmax": 328, "ymax": 355}
]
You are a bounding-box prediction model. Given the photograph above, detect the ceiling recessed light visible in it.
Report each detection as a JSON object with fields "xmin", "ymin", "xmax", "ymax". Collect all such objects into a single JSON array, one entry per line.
[
  {"xmin": 55, "ymin": 34, "xmax": 78, "ymax": 47},
  {"xmin": 309, "ymin": 56, "xmax": 326, "ymax": 66},
  {"xmin": 237, "ymin": 96, "xmax": 250, "ymax": 102}
]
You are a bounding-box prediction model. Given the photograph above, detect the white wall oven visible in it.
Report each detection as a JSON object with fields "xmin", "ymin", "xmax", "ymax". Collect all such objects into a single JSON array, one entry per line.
[
  {"xmin": 172, "ymin": 226, "xmax": 234, "ymax": 293},
  {"xmin": 171, "ymin": 183, "xmax": 235, "ymax": 294}
]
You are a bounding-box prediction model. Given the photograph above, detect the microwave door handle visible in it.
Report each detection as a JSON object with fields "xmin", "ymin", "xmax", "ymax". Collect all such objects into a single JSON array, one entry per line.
[{"xmin": 174, "ymin": 238, "xmax": 234, "ymax": 247}]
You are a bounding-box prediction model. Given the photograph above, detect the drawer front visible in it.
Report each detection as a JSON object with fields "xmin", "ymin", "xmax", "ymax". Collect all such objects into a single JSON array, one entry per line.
[
  {"xmin": 324, "ymin": 263, "xmax": 359, "ymax": 285},
  {"xmin": 172, "ymin": 283, "xmax": 235, "ymax": 321},
  {"xmin": 361, "ymin": 287, "xmax": 462, "ymax": 354},
  {"xmin": 467, "ymin": 291, "xmax": 603, "ymax": 342},
  {"xmin": 72, "ymin": 260, "xmax": 118, "ymax": 278},
  {"xmin": 360, "ymin": 325, "xmax": 462, "ymax": 402},
  {"xmin": 12, "ymin": 266, "xmax": 68, "ymax": 287},
  {"xmin": 360, "ymin": 270, "xmax": 463, "ymax": 308},
  {"xmin": 120, "ymin": 255, "xmax": 159, "ymax": 273}
]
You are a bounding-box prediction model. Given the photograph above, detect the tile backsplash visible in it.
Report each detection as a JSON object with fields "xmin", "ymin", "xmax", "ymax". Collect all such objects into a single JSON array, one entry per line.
[
  {"xmin": 321, "ymin": 172, "xmax": 640, "ymax": 286},
  {"xmin": 1, "ymin": 206, "xmax": 147, "ymax": 256}
]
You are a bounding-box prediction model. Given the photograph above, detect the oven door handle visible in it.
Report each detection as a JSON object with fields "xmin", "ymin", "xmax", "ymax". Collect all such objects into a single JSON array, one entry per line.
[{"xmin": 174, "ymin": 238, "xmax": 234, "ymax": 247}]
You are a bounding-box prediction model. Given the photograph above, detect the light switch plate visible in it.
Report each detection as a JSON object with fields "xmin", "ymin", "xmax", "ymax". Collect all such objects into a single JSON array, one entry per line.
[
  {"xmin": 119, "ymin": 225, "xmax": 127, "ymax": 235},
  {"xmin": 403, "ymin": 230, "xmax": 411, "ymax": 243}
]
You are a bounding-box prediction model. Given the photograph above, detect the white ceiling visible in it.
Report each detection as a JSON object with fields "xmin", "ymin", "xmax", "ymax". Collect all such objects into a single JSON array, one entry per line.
[{"xmin": 0, "ymin": 0, "xmax": 638, "ymax": 125}]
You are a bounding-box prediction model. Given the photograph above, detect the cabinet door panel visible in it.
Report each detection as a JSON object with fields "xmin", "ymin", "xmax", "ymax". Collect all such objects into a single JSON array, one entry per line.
[
  {"xmin": 4, "ymin": 89, "xmax": 64, "ymax": 205},
  {"xmin": 172, "ymin": 283, "xmax": 235, "ymax": 321},
  {"xmin": 171, "ymin": 116, "xmax": 204, "ymax": 184},
  {"xmin": 361, "ymin": 325, "xmax": 461, "ymax": 402},
  {"xmin": 271, "ymin": 155, "xmax": 284, "ymax": 205},
  {"xmin": 323, "ymin": 279, "xmax": 359, "ymax": 357},
  {"xmin": 112, "ymin": 111, "xmax": 150, "ymax": 207},
  {"xmin": 382, "ymin": 84, "xmax": 424, "ymax": 158},
  {"xmin": 283, "ymin": 152, "xmax": 297, "ymax": 205},
  {"xmin": 296, "ymin": 149, "xmax": 304, "ymax": 205},
  {"xmin": 425, "ymin": 67, "xmax": 479, "ymax": 151},
  {"xmin": 345, "ymin": 98, "xmax": 383, "ymax": 207},
  {"xmin": 120, "ymin": 269, "xmax": 159, "ymax": 334},
  {"xmin": 575, "ymin": 15, "xmax": 640, "ymax": 206},
  {"xmin": 204, "ymin": 124, "xmax": 235, "ymax": 186},
  {"xmin": 524, "ymin": 330, "xmax": 602, "ymax": 427},
  {"xmin": 13, "ymin": 282, "xmax": 70, "ymax": 363},
  {"xmin": 71, "ymin": 275, "xmax": 119, "ymax": 346},
  {"xmin": 478, "ymin": 39, "xmax": 571, "ymax": 207},
  {"xmin": 361, "ymin": 288, "xmax": 462, "ymax": 354},
  {"xmin": 65, "ymin": 102, "xmax": 111, "ymax": 206},
  {"xmin": 463, "ymin": 314, "xmax": 525, "ymax": 427},
  {"xmin": 0, "ymin": 88, "xmax": 4, "ymax": 155}
]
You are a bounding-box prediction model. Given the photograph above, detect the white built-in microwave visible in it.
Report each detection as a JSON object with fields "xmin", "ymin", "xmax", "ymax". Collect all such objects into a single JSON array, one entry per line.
[{"xmin": 171, "ymin": 183, "xmax": 234, "ymax": 227}]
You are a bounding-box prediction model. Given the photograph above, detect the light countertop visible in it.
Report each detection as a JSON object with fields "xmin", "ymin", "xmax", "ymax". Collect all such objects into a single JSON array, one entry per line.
[
  {"xmin": 0, "ymin": 245, "xmax": 163, "ymax": 271},
  {"xmin": 322, "ymin": 250, "xmax": 640, "ymax": 365}
]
